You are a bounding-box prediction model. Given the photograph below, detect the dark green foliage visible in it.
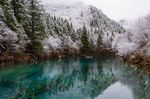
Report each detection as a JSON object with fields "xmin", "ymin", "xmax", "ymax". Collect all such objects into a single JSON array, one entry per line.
[
  {"xmin": 97, "ymin": 31, "xmax": 103, "ymax": 48},
  {"xmin": 28, "ymin": 0, "xmax": 46, "ymax": 39},
  {"xmin": 45, "ymin": 15, "xmax": 78, "ymax": 41},
  {"xmin": 27, "ymin": 41, "xmax": 43, "ymax": 57},
  {"xmin": 81, "ymin": 25, "xmax": 91, "ymax": 50},
  {"xmin": 11, "ymin": 0, "xmax": 26, "ymax": 24},
  {"xmin": 25, "ymin": 0, "xmax": 47, "ymax": 55},
  {"xmin": 0, "ymin": 0, "xmax": 18, "ymax": 31}
]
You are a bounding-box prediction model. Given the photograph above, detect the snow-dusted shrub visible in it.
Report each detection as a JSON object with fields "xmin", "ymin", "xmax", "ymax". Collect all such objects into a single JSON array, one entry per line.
[
  {"xmin": 112, "ymin": 13, "xmax": 150, "ymax": 57},
  {"xmin": 130, "ymin": 18, "xmax": 149, "ymax": 45},
  {"xmin": 89, "ymin": 31, "xmax": 98, "ymax": 46},
  {"xmin": 0, "ymin": 22, "xmax": 18, "ymax": 43},
  {"xmin": 43, "ymin": 35, "xmax": 62, "ymax": 50},
  {"xmin": 112, "ymin": 33, "xmax": 138, "ymax": 56},
  {"xmin": 62, "ymin": 35, "xmax": 79, "ymax": 49},
  {"xmin": 102, "ymin": 31, "xmax": 114, "ymax": 48}
]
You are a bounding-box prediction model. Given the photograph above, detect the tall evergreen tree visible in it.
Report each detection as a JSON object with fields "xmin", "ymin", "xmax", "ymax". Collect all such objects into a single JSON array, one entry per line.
[
  {"xmin": 28, "ymin": 0, "xmax": 46, "ymax": 39},
  {"xmin": 11, "ymin": 0, "xmax": 26, "ymax": 23},
  {"xmin": 27, "ymin": 0, "xmax": 47, "ymax": 56},
  {"xmin": 97, "ymin": 33, "xmax": 103, "ymax": 48},
  {"xmin": 0, "ymin": 0, "xmax": 18, "ymax": 31},
  {"xmin": 81, "ymin": 25, "xmax": 90, "ymax": 50}
]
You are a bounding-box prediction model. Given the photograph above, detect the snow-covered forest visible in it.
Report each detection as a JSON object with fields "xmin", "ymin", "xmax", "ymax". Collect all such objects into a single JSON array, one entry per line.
[{"xmin": 0, "ymin": 0, "xmax": 150, "ymax": 65}]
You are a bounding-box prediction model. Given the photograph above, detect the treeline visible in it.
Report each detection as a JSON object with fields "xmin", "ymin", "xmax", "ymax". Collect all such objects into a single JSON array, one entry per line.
[{"xmin": 0, "ymin": 0, "xmax": 100, "ymax": 57}]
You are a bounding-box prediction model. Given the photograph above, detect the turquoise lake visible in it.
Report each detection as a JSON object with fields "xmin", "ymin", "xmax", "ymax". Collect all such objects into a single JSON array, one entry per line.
[{"xmin": 0, "ymin": 56, "xmax": 150, "ymax": 99}]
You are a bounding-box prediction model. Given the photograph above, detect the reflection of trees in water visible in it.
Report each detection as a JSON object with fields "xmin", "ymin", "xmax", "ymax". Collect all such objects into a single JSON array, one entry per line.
[
  {"xmin": 9, "ymin": 69, "xmax": 79, "ymax": 99},
  {"xmin": 80, "ymin": 71, "xmax": 115, "ymax": 98},
  {"xmin": 10, "ymin": 57, "xmax": 116, "ymax": 99},
  {"xmin": 1, "ymin": 57, "xmax": 150, "ymax": 99},
  {"xmin": 103, "ymin": 57, "xmax": 150, "ymax": 99},
  {"xmin": 123, "ymin": 70, "xmax": 150, "ymax": 99},
  {"xmin": 76, "ymin": 57, "xmax": 116, "ymax": 98}
]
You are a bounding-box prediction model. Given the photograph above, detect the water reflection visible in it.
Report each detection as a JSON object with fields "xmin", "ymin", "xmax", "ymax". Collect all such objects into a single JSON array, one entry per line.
[
  {"xmin": 0, "ymin": 57, "xmax": 150, "ymax": 99},
  {"xmin": 95, "ymin": 82, "xmax": 134, "ymax": 99}
]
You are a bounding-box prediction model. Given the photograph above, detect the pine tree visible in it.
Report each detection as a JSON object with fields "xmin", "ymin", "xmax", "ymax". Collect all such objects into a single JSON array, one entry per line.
[
  {"xmin": 81, "ymin": 25, "xmax": 90, "ymax": 50},
  {"xmin": 0, "ymin": 0, "xmax": 18, "ymax": 31},
  {"xmin": 27, "ymin": 0, "xmax": 47, "ymax": 56},
  {"xmin": 97, "ymin": 33, "xmax": 103, "ymax": 48},
  {"xmin": 11, "ymin": 0, "xmax": 26, "ymax": 23}
]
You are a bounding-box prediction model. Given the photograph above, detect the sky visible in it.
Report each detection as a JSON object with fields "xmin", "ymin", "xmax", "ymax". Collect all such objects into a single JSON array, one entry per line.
[{"xmin": 42, "ymin": 0, "xmax": 150, "ymax": 21}]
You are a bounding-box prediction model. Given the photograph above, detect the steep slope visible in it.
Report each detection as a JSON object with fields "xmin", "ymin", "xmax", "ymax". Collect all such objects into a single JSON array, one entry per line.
[
  {"xmin": 45, "ymin": 2, "xmax": 123, "ymax": 31},
  {"xmin": 44, "ymin": 1, "xmax": 125, "ymax": 47}
]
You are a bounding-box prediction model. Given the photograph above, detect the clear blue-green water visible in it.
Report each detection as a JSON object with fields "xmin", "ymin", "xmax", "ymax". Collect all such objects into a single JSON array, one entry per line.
[{"xmin": 0, "ymin": 56, "xmax": 150, "ymax": 99}]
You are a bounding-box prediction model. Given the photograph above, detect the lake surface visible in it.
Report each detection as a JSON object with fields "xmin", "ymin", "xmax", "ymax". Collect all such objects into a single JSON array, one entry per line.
[{"xmin": 0, "ymin": 56, "xmax": 150, "ymax": 99}]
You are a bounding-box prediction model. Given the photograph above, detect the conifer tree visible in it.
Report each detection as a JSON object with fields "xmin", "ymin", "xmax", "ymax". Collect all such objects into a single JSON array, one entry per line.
[
  {"xmin": 97, "ymin": 33, "xmax": 103, "ymax": 48},
  {"xmin": 11, "ymin": 0, "xmax": 26, "ymax": 23},
  {"xmin": 81, "ymin": 25, "xmax": 90, "ymax": 50},
  {"xmin": 0, "ymin": 0, "xmax": 18, "ymax": 31},
  {"xmin": 27, "ymin": 0, "xmax": 47, "ymax": 56},
  {"xmin": 28, "ymin": 0, "xmax": 46, "ymax": 39}
]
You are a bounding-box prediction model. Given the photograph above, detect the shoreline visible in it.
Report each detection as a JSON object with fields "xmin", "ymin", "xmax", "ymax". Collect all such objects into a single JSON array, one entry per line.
[{"xmin": 0, "ymin": 48, "xmax": 150, "ymax": 68}]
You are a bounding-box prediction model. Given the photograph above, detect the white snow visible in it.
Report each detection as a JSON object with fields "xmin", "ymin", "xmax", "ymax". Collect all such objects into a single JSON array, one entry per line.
[
  {"xmin": 43, "ymin": 35, "xmax": 80, "ymax": 51},
  {"xmin": 62, "ymin": 35, "xmax": 79, "ymax": 49},
  {"xmin": 43, "ymin": 35, "xmax": 62, "ymax": 50},
  {"xmin": 102, "ymin": 31, "xmax": 113, "ymax": 48},
  {"xmin": 0, "ymin": 22, "xmax": 18, "ymax": 44},
  {"xmin": 112, "ymin": 33, "xmax": 138, "ymax": 56},
  {"xmin": 44, "ymin": 2, "xmax": 90, "ymax": 29},
  {"xmin": 44, "ymin": 1, "xmax": 124, "ymax": 48}
]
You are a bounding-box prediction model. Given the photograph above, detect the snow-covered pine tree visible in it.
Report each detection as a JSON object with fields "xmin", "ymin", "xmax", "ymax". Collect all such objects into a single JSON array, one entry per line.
[
  {"xmin": 81, "ymin": 25, "xmax": 90, "ymax": 51},
  {"xmin": 1, "ymin": 0, "xmax": 28, "ymax": 50},
  {"xmin": 11, "ymin": 0, "xmax": 26, "ymax": 24},
  {"xmin": 0, "ymin": 0, "xmax": 18, "ymax": 32},
  {"xmin": 27, "ymin": 0, "xmax": 46, "ymax": 56},
  {"xmin": 97, "ymin": 33, "xmax": 103, "ymax": 48}
]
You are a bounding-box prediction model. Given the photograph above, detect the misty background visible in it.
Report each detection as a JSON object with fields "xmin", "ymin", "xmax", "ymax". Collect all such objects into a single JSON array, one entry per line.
[{"xmin": 42, "ymin": 0, "xmax": 150, "ymax": 21}]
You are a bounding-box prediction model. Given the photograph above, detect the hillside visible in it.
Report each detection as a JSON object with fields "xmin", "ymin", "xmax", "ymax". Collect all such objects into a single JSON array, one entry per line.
[
  {"xmin": 45, "ymin": 2, "xmax": 125, "ymax": 46},
  {"xmin": 0, "ymin": 0, "xmax": 124, "ymax": 64}
]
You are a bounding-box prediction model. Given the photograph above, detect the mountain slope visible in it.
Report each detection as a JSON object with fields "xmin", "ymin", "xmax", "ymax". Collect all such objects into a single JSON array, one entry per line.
[
  {"xmin": 44, "ymin": 2, "xmax": 125, "ymax": 46},
  {"xmin": 45, "ymin": 2, "xmax": 123, "ymax": 31}
]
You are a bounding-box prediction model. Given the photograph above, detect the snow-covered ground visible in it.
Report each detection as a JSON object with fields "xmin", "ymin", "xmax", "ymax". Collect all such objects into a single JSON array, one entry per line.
[
  {"xmin": 45, "ymin": 2, "xmax": 90, "ymax": 29},
  {"xmin": 44, "ymin": 1, "xmax": 123, "ymax": 31}
]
